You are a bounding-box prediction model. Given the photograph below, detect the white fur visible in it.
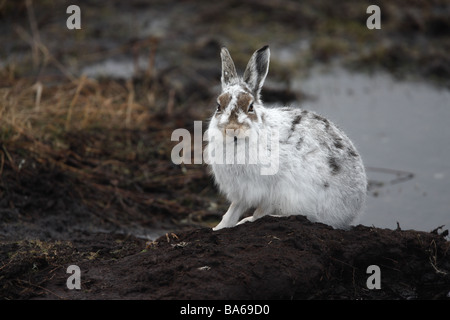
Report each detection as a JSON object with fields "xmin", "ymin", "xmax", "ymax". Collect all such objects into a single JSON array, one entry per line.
[{"xmin": 207, "ymin": 46, "xmax": 367, "ymax": 230}]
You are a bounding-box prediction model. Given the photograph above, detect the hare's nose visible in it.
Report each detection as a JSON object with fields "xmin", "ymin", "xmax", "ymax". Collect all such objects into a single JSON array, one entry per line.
[{"xmin": 225, "ymin": 124, "xmax": 240, "ymax": 136}]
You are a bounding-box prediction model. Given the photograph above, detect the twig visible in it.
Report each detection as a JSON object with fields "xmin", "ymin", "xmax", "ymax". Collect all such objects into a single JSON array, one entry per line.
[
  {"xmin": 429, "ymin": 240, "xmax": 448, "ymax": 276},
  {"xmin": 430, "ymin": 225, "xmax": 446, "ymax": 234},
  {"xmin": 145, "ymin": 37, "xmax": 159, "ymax": 80},
  {"xmin": 17, "ymin": 279, "xmax": 66, "ymax": 300},
  {"xmin": 0, "ymin": 149, "xmax": 4, "ymax": 176},
  {"xmin": 25, "ymin": 0, "xmax": 41, "ymax": 68},
  {"xmin": 0, "ymin": 259, "xmax": 13, "ymax": 272},
  {"xmin": 430, "ymin": 258, "xmax": 448, "ymax": 276},
  {"xmin": 126, "ymin": 79, "xmax": 134, "ymax": 128},
  {"xmin": 167, "ymin": 88, "xmax": 175, "ymax": 117},
  {"xmin": 33, "ymin": 81, "xmax": 43, "ymax": 111},
  {"xmin": 14, "ymin": 25, "xmax": 76, "ymax": 82},
  {"xmin": 0, "ymin": 144, "xmax": 17, "ymax": 172},
  {"xmin": 66, "ymin": 75, "xmax": 87, "ymax": 130}
]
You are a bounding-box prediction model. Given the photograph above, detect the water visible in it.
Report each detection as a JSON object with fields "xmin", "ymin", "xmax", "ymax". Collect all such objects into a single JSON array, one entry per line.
[{"xmin": 296, "ymin": 67, "xmax": 450, "ymax": 231}]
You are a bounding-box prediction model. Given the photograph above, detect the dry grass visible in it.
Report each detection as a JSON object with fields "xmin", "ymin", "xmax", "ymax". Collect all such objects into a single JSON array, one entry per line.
[{"xmin": 0, "ymin": 72, "xmax": 152, "ymax": 141}]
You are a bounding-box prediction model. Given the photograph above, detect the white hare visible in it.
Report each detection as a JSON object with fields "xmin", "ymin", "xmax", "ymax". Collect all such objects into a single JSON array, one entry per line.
[{"xmin": 206, "ymin": 45, "xmax": 367, "ymax": 230}]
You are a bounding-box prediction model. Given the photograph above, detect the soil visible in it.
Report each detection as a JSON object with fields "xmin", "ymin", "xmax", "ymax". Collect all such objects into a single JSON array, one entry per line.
[
  {"xmin": 1, "ymin": 0, "xmax": 450, "ymax": 300},
  {"xmin": 1, "ymin": 215, "xmax": 449, "ymax": 300}
]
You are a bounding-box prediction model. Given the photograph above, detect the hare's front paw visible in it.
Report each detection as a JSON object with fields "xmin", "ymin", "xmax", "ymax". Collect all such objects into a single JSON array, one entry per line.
[
  {"xmin": 212, "ymin": 218, "xmax": 233, "ymax": 231},
  {"xmin": 212, "ymin": 224, "xmax": 224, "ymax": 231}
]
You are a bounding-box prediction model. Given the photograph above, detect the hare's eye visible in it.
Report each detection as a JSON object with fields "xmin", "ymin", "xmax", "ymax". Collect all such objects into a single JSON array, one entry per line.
[
  {"xmin": 248, "ymin": 103, "xmax": 254, "ymax": 113},
  {"xmin": 216, "ymin": 103, "xmax": 221, "ymax": 112}
]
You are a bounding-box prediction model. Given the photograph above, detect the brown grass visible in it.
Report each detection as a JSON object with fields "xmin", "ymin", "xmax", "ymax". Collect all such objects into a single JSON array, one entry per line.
[{"xmin": 0, "ymin": 72, "xmax": 152, "ymax": 140}]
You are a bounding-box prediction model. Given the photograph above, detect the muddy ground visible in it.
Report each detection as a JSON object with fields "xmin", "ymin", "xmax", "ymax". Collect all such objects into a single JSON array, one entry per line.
[
  {"xmin": 1, "ymin": 0, "xmax": 450, "ymax": 300},
  {"xmin": 1, "ymin": 216, "xmax": 449, "ymax": 300}
]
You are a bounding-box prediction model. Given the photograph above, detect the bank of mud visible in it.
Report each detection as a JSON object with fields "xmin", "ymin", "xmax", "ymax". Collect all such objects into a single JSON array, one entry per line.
[{"xmin": 1, "ymin": 216, "xmax": 449, "ymax": 300}]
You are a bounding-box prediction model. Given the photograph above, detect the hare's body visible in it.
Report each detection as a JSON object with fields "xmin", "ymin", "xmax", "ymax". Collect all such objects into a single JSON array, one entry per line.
[{"xmin": 207, "ymin": 46, "xmax": 367, "ymax": 230}]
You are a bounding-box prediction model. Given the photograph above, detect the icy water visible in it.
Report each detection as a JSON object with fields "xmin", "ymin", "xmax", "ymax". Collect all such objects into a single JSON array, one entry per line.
[{"xmin": 296, "ymin": 67, "xmax": 450, "ymax": 231}]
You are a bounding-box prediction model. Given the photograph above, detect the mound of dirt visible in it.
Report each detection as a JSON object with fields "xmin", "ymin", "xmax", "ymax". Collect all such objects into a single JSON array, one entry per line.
[{"xmin": 2, "ymin": 215, "xmax": 448, "ymax": 300}]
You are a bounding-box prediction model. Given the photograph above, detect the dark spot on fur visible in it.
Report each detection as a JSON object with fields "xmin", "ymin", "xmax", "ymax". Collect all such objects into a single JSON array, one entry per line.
[
  {"xmin": 217, "ymin": 93, "xmax": 231, "ymax": 112},
  {"xmin": 327, "ymin": 128, "xmax": 344, "ymax": 149},
  {"xmin": 228, "ymin": 109, "xmax": 238, "ymax": 123},
  {"xmin": 296, "ymin": 137, "xmax": 304, "ymax": 150},
  {"xmin": 237, "ymin": 92, "xmax": 253, "ymax": 111},
  {"xmin": 324, "ymin": 182, "xmax": 330, "ymax": 188},
  {"xmin": 328, "ymin": 157, "xmax": 341, "ymax": 175},
  {"xmin": 290, "ymin": 114, "xmax": 302, "ymax": 132},
  {"xmin": 312, "ymin": 114, "xmax": 325, "ymax": 121},
  {"xmin": 236, "ymin": 92, "xmax": 257, "ymax": 121},
  {"xmin": 287, "ymin": 114, "xmax": 302, "ymax": 139},
  {"xmin": 334, "ymin": 140, "xmax": 344, "ymax": 149},
  {"xmin": 312, "ymin": 114, "xmax": 330, "ymax": 129},
  {"xmin": 293, "ymin": 115, "xmax": 302, "ymax": 125},
  {"xmin": 348, "ymin": 148, "xmax": 358, "ymax": 157}
]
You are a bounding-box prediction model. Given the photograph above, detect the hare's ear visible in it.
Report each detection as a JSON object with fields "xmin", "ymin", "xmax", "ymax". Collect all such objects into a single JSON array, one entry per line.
[
  {"xmin": 243, "ymin": 45, "xmax": 270, "ymax": 98},
  {"xmin": 221, "ymin": 47, "xmax": 238, "ymax": 89}
]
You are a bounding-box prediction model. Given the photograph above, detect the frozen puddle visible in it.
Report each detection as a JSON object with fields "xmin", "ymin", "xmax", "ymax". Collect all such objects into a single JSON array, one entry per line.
[{"xmin": 294, "ymin": 67, "xmax": 450, "ymax": 231}]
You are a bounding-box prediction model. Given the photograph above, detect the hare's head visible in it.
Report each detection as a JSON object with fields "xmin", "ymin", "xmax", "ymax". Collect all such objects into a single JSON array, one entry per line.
[{"xmin": 213, "ymin": 46, "xmax": 270, "ymax": 137}]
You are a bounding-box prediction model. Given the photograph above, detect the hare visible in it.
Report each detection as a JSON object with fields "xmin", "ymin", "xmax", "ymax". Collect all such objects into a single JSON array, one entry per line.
[{"xmin": 206, "ymin": 45, "xmax": 367, "ymax": 230}]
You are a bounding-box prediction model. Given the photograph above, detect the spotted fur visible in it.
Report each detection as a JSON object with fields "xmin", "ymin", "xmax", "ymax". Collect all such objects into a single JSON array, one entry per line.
[{"xmin": 207, "ymin": 46, "xmax": 367, "ymax": 230}]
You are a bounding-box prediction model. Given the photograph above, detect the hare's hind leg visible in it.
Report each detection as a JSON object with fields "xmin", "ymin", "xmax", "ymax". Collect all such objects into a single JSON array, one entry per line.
[
  {"xmin": 236, "ymin": 205, "xmax": 273, "ymax": 226},
  {"xmin": 213, "ymin": 202, "xmax": 249, "ymax": 231},
  {"xmin": 236, "ymin": 215, "xmax": 255, "ymax": 225}
]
